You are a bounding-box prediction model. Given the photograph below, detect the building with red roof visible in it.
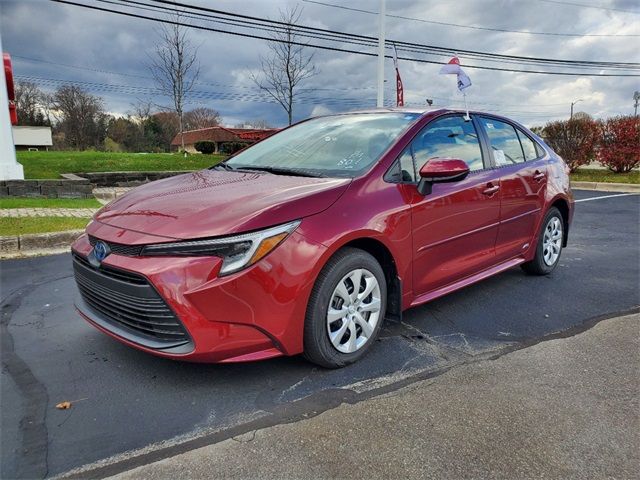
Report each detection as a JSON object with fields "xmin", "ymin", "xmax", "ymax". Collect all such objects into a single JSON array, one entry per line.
[{"xmin": 170, "ymin": 126, "xmax": 277, "ymax": 153}]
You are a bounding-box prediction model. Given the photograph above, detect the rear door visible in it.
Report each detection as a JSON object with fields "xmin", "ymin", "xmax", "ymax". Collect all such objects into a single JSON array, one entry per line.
[
  {"xmin": 476, "ymin": 117, "xmax": 548, "ymax": 261},
  {"xmin": 400, "ymin": 114, "xmax": 502, "ymax": 297}
]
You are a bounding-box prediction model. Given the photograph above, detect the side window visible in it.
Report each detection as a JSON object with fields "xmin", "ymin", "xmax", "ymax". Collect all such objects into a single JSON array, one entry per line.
[
  {"xmin": 517, "ymin": 128, "xmax": 539, "ymax": 161},
  {"xmin": 479, "ymin": 117, "xmax": 525, "ymax": 166},
  {"xmin": 411, "ymin": 116, "xmax": 484, "ymax": 172}
]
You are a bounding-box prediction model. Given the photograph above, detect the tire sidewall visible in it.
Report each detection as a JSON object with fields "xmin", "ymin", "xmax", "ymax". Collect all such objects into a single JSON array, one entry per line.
[{"xmin": 305, "ymin": 249, "xmax": 387, "ymax": 368}]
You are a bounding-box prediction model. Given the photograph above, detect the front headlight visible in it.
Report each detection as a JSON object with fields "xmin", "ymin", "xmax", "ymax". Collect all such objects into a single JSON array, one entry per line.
[{"xmin": 140, "ymin": 220, "xmax": 301, "ymax": 275}]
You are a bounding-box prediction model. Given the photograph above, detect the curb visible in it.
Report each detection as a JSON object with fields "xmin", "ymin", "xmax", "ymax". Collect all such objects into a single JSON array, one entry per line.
[
  {"xmin": 571, "ymin": 181, "xmax": 640, "ymax": 193},
  {"xmin": 0, "ymin": 229, "xmax": 83, "ymax": 258}
]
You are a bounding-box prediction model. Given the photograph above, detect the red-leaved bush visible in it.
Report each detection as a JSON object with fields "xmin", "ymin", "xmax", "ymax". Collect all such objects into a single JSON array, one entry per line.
[
  {"xmin": 542, "ymin": 117, "xmax": 599, "ymax": 172},
  {"xmin": 598, "ymin": 116, "xmax": 640, "ymax": 173}
]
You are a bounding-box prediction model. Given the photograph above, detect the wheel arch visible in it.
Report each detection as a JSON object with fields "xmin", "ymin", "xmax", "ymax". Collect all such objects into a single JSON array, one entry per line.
[{"xmin": 328, "ymin": 235, "xmax": 403, "ymax": 322}]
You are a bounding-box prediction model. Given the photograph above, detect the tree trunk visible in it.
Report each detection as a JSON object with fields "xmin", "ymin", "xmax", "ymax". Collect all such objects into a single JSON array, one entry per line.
[{"xmin": 179, "ymin": 113, "xmax": 186, "ymax": 157}]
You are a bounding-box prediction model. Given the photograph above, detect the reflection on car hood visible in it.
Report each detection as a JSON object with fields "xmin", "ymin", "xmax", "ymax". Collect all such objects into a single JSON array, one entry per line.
[{"xmin": 95, "ymin": 170, "xmax": 351, "ymax": 240}]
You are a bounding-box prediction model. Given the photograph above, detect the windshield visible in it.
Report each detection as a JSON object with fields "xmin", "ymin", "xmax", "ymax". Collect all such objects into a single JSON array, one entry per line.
[{"xmin": 225, "ymin": 113, "xmax": 421, "ymax": 178}]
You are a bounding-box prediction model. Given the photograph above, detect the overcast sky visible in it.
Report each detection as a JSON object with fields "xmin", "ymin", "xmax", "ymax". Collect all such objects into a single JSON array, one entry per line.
[{"xmin": 1, "ymin": 0, "xmax": 638, "ymax": 127}]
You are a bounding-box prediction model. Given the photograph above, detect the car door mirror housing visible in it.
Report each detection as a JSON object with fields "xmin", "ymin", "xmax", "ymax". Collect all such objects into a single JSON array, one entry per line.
[{"xmin": 417, "ymin": 158, "xmax": 471, "ymax": 195}]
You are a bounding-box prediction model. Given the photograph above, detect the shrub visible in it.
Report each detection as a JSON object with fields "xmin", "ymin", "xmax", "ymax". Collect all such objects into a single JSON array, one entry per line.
[
  {"xmin": 542, "ymin": 117, "xmax": 599, "ymax": 172},
  {"xmin": 220, "ymin": 142, "xmax": 246, "ymax": 154},
  {"xmin": 598, "ymin": 116, "xmax": 640, "ymax": 173},
  {"xmin": 194, "ymin": 141, "xmax": 216, "ymax": 154},
  {"xmin": 103, "ymin": 137, "xmax": 122, "ymax": 152}
]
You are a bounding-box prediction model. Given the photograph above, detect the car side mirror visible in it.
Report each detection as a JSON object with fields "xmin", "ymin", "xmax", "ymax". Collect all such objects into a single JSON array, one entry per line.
[{"xmin": 417, "ymin": 158, "xmax": 470, "ymax": 195}]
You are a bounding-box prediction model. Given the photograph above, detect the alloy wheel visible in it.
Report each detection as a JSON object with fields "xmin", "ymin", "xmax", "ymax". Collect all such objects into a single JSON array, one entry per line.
[
  {"xmin": 542, "ymin": 216, "xmax": 563, "ymax": 266},
  {"xmin": 326, "ymin": 268, "xmax": 382, "ymax": 354}
]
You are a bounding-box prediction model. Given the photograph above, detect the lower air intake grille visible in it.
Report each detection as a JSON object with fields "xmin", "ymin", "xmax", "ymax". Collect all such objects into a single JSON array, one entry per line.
[{"xmin": 73, "ymin": 253, "xmax": 190, "ymax": 347}]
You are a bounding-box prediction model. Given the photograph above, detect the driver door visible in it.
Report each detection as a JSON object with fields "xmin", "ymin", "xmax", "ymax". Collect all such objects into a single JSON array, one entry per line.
[{"xmin": 406, "ymin": 114, "xmax": 502, "ymax": 297}]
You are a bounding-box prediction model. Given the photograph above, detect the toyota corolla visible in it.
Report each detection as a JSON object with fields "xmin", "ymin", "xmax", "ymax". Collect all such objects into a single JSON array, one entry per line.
[{"xmin": 72, "ymin": 108, "xmax": 573, "ymax": 368}]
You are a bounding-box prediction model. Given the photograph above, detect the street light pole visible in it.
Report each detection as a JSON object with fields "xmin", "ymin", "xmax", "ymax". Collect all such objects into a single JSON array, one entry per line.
[
  {"xmin": 634, "ymin": 91, "xmax": 639, "ymax": 117},
  {"xmin": 570, "ymin": 99, "xmax": 583, "ymax": 119},
  {"xmin": 376, "ymin": 0, "xmax": 385, "ymax": 108}
]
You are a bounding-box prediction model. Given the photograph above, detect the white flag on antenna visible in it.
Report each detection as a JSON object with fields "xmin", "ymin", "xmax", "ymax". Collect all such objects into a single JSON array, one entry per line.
[{"xmin": 439, "ymin": 56, "xmax": 472, "ymax": 92}]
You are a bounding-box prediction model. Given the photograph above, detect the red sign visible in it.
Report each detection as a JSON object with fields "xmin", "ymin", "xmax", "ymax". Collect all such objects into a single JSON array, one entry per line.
[{"xmin": 4, "ymin": 53, "xmax": 17, "ymax": 125}]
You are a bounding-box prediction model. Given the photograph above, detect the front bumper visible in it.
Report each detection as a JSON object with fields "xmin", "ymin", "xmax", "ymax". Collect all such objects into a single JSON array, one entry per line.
[{"xmin": 71, "ymin": 221, "xmax": 327, "ymax": 363}]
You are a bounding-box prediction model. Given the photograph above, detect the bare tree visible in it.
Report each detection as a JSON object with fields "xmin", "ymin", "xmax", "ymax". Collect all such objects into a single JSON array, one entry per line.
[
  {"xmin": 51, "ymin": 85, "xmax": 108, "ymax": 150},
  {"xmin": 131, "ymin": 99, "xmax": 153, "ymax": 126},
  {"xmin": 15, "ymin": 81, "xmax": 49, "ymax": 126},
  {"xmin": 251, "ymin": 6, "xmax": 316, "ymax": 125},
  {"xmin": 149, "ymin": 11, "xmax": 200, "ymax": 156},
  {"xmin": 183, "ymin": 107, "xmax": 221, "ymax": 130},
  {"xmin": 130, "ymin": 99, "xmax": 154, "ymax": 140}
]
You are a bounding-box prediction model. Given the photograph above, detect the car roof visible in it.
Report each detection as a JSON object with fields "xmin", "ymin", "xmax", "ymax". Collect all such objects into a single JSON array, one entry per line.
[
  {"xmin": 336, "ymin": 107, "xmax": 512, "ymax": 120},
  {"xmin": 313, "ymin": 107, "xmax": 529, "ymax": 132}
]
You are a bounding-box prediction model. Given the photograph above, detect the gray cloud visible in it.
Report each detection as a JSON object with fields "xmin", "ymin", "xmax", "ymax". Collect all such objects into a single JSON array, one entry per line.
[{"xmin": 1, "ymin": 0, "xmax": 638, "ymax": 127}]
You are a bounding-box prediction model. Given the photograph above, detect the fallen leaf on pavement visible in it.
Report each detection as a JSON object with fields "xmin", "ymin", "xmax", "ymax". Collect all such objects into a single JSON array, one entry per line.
[{"xmin": 56, "ymin": 401, "xmax": 72, "ymax": 409}]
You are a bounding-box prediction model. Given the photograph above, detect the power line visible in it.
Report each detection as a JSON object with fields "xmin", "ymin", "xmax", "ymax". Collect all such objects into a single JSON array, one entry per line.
[
  {"xmin": 52, "ymin": 0, "xmax": 640, "ymax": 77},
  {"xmin": 141, "ymin": 0, "xmax": 639, "ymax": 69},
  {"xmin": 15, "ymin": 55, "xmax": 582, "ymax": 109},
  {"xmin": 115, "ymin": 0, "xmax": 636, "ymax": 72},
  {"xmin": 19, "ymin": 74, "xmax": 577, "ymax": 116},
  {"xmin": 14, "ymin": 75, "xmax": 375, "ymax": 108},
  {"xmin": 302, "ymin": 0, "xmax": 640, "ymax": 37},
  {"xmin": 528, "ymin": 0, "xmax": 640, "ymax": 14}
]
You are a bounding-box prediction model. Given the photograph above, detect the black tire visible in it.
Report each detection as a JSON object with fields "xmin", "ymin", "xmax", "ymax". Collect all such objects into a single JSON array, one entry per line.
[
  {"xmin": 303, "ymin": 247, "xmax": 387, "ymax": 368},
  {"xmin": 521, "ymin": 207, "xmax": 564, "ymax": 275}
]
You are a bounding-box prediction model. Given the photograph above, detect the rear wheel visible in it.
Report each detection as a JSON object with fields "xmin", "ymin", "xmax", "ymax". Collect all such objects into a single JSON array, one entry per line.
[
  {"xmin": 303, "ymin": 248, "xmax": 387, "ymax": 368},
  {"xmin": 522, "ymin": 207, "xmax": 564, "ymax": 275}
]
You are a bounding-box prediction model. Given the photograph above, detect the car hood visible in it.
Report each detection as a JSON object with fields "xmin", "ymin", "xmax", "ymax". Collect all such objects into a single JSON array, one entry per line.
[{"xmin": 95, "ymin": 169, "xmax": 351, "ymax": 240}]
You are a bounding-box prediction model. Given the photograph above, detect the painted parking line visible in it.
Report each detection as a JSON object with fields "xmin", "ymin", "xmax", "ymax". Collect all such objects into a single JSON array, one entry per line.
[{"xmin": 575, "ymin": 193, "xmax": 639, "ymax": 203}]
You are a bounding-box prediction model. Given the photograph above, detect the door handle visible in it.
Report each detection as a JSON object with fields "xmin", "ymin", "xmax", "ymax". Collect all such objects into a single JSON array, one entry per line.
[
  {"xmin": 533, "ymin": 170, "xmax": 546, "ymax": 182},
  {"xmin": 482, "ymin": 184, "xmax": 500, "ymax": 196}
]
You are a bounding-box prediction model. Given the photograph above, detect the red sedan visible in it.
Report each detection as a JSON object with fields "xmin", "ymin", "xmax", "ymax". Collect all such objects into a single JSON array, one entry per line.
[{"xmin": 72, "ymin": 108, "xmax": 574, "ymax": 368}]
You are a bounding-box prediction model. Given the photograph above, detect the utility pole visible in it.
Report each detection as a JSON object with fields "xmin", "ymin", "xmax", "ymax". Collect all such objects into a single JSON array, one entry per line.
[
  {"xmin": 634, "ymin": 91, "xmax": 639, "ymax": 116},
  {"xmin": 376, "ymin": 0, "xmax": 385, "ymax": 108},
  {"xmin": 570, "ymin": 98, "xmax": 583, "ymax": 119}
]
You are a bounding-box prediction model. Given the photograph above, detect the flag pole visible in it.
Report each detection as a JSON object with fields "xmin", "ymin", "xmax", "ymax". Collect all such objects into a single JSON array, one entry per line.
[
  {"xmin": 376, "ymin": 0, "xmax": 386, "ymax": 108},
  {"xmin": 463, "ymin": 92, "xmax": 470, "ymax": 121}
]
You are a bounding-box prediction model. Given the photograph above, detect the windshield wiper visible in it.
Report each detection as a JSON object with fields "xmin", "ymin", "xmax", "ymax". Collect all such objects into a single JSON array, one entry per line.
[
  {"xmin": 238, "ymin": 166, "xmax": 327, "ymax": 178},
  {"xmin": 211, "ymin": 162, "xmax": 235, "ymax": 171}
]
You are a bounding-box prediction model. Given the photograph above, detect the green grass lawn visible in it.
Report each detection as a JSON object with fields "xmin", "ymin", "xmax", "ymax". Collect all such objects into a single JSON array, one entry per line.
[
  {"xmin": 571, "ymin": 169, "xmax": 639, "ymax": 184},
  {"xmin": 16, "ymin": 151, "xmax": 224, "ymax": 179},
  {"xmin": 0, "ymin": 198, "xmax": 102, "ymax": 209},
  {"xmin": 0, "ymin": 217, "xmax": 90, "ymax": 236}
]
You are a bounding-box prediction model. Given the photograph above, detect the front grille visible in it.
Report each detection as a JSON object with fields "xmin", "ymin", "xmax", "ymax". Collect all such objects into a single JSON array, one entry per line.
[
  {"xmin": 89, "ymin": 235, "xmax": 143, "ymax": 257},
  {"xmin": 72, "ymin": 253, "xmax": 190, "ymax": 347},
  {"xmin": 74, "ymin": 253, "xmax": 146, "ymax": 285}
]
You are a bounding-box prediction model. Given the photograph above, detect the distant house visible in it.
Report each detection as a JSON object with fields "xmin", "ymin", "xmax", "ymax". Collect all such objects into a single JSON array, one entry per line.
[
  {"xmin": 170, "ymin": 126, "xmax": 277, "ymax": 154},
  {"xmin": 12, "ymin": 126, "xmax": 53, "ymax": 151}
]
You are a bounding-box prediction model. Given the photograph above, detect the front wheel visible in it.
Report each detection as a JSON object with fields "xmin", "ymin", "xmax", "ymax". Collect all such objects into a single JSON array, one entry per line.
[
  {"xmin": 522, "ymin": 207, "xmax": 564, "ymax": 275},
  {"xmin": 303, "ymin": 248, "xmax": 387, "ymax": 368}
]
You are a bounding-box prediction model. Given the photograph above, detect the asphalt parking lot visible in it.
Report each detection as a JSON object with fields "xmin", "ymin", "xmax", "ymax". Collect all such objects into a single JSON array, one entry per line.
[{"xmin": 2, "ymin": 190, "xmax": 639, "ymax": 479}]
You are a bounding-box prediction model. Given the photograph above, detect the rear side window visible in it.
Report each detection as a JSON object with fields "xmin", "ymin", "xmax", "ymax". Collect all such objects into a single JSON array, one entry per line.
[
  {"xmin": 479, "ymin": 117, "xmax": 525, "ymax": 166},
  {"xmin": 517, "ymin": 129, "xmax": 539, "ymax": 161},
  {"xmin": 412, "ymin": 115, "xmax": 484, "ymax": 172}
]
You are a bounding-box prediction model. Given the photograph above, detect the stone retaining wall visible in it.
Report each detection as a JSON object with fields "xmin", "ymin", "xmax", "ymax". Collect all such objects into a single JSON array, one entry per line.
[
  {"xmin": 0, "ymin": 179, "xmax": 94, "ymax": 198},
  {"xmin": 73, "ymin": 170, "xmax": 191, "ymax": 187}
]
